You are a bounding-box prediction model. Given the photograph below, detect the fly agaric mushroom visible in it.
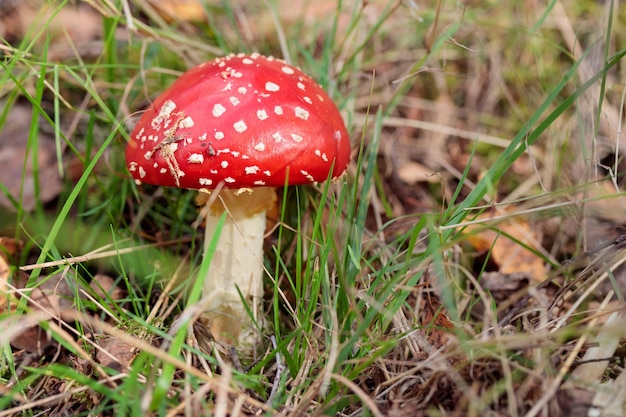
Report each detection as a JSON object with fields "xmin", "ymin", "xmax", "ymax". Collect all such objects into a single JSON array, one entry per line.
[{"xmin": 126, "ymin": 53, "xmax": 350, "ymax": 351}]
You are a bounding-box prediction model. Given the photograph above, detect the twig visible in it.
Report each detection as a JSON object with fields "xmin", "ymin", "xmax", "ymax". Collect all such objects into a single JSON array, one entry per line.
[
  {"xmin": 268, "ymin": 335, "xmax": 287, "ymax": 403},
  {"xmin": 19, "ymin": 237, "xmax": 194, "ymax": 271}
]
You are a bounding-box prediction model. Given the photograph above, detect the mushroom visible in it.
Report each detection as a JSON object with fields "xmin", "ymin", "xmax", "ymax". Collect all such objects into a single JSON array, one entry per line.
[{"xmin": 125, "ymin": 53, "xmax": 350, "ymax": 351}]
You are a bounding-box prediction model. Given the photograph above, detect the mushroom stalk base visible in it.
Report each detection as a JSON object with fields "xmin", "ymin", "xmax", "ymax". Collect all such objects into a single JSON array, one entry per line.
[{"xmin": 200, "ymin": 188, "xmax": 274, "ymax": 351}]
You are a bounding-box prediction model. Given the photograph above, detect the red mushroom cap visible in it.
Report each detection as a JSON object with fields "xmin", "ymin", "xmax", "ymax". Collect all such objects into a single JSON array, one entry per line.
[{"xmin": 126, "ymin": 53, "xmax": 350, "ymax": 190}]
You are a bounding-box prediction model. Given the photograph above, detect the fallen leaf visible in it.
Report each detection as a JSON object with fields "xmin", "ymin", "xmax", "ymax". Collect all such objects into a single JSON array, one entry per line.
[
  {"xmin": 397, "ymin": 161, "xmax": 440, "ymax": 184},
  {"xmin": 0, "ymin": 104, "xmax": 63, "ymax": 211},
  {"xmin": 89, "ymin": 274, "xmax": 124, "ymax": 301},
  {"xmin": 152, "ymin": 0, "xmax": 207, "ymax": 22},
  {"xmin": 421, "ymin": 297, "xmax": 455, "ymax": 347},
  {"xmin": 6, "ymin": 319, "xmax": 53, "ymax": 354},
  {"xmin": 0, "ymin": 236, "xmax": 23, "ymax": 311},
  {"xmin": 5, "ymin": 270, "xmax": 123, "ymax": 354},
  {"xmin": 466, "ymin": 215, "xmax": 545, "ymax": 282},
  {"xmin": 480, "ymin": 271, "xmax": 530, "ymax": 293},
  {"xmin": 0, "ymin": 2, "xmax": 102, "ymax": 60},
  {"xmin": 95, "ymin": 336, "xmax": 138, "ymax": 371},
  {"xmin": 6, "ymin": 271, "xmax": 76, "ymax": 353},
  {"xmin": 0, "ymin": 237, "xmax": 23, "ymax": 262},
  {"xmin": 469, "ymin": 271, "xmax": 533, "ymax": 321},
  {"xmin": 0, "ymin": 248, "xmax": 11, "ymax": 309}
]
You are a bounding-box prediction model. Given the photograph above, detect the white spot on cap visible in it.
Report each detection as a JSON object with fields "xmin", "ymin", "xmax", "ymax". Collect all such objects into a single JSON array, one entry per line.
[
  {"xmin": 317, "ymin": 94, "xmax": 325, "ymax": 102},
  {"xmin": 225, "ymin": 177, "xmax": 236, "ymax": 183},
  {"xmin": 291, "ymin": 133, "xmax": 303, "ymax": 142},
  {"xmin": 257, "ymin": 109, "xmax": 269, "ymax": 120},
  {"xmin": 272, "ymin": 132, "xmax": 284, "ymax": 142},
  {"xmin": 304, "ymin": 97, "xmax": 313, "ymax": 104},
  {"xmin": 128, "ymin": 161, "xmax": 137, "ymax": 171},
  {"xmin": 265, "ymin": 82, "xmax": 280, "ymax": 92},
  {"xmin": 221, "ymin": 82, "xmax": 233, "ymax": 92},
  {"xmin": 245, "ymin": 166, "xmax": 260, "ymax": 174},
  {"xmin": 237, "ymin": 187, "xmax": 254, "ymax": 195},
  {"xmin": 233, "ymin": 120, "xmax": 247, "ymax": 132},
  {"xmin": 199, "ymin": 133, "xmax": 208, "ymax": 141},
  {"xmin": 230, "ymin": 97, "xmax": 240, "ymax": 106},
  {"xmin": 221, "ymin": 161, "xmax": 229, "ymax": 168},
  {"xmin": 188, "ymin": 153, "xmax": 204, "ymax": 164},
  {"xmin": 139, "ymin": 166, "xmax": 146, "ymax": 178},
  {"xmin": 314, "ymin": 149, "xmax": 329, "ymax": 162},
  {"xmin": 199, "ymin": 178, "xmax": 213, "ymax": 186},
  {"xmin": 263, "ymin": 170, "xmax": 271, "ymax": 176},
  {"xmin": 238, "ymin": 87, "xmax": 247, "ymax": 94},
  {"xmin": 180, "ymin": 116, "xmax": 194, "ymax": 128},
  {"xmin": 215, "ymin": 131, "xmax": 224, "ymax": 140},
  {"xmin": 297, "ymin": 82, "xmax": 305, "ymax": 90},
  {"xmin": 301, "ymin": 170, "xmax": 315, "ymax": 182},
  {"xmin": 295, "ymin": 107, "xmax": 309, "ymax": 120},
  {"xmin": 144, "ymin": 151, "xmax": 153, "ymax": 160},
  {"xmin": 212, "ymin": 104, "xmax": 226, "ymax": 117},
  {"xmin": 160, "ymin": 168, "xmax": 167, "ymax": 174},
  {"xmin": 274, "ymin": 106, "xmax": 283, "ymax": 115},
  {"xmin": 281, "ymin": 66, "xmax": 295, "ymax": 75},
  {"xmin": 242, "ymin": 58, "xmax": 254, "ymax": 64},
  {"xmin": 151, "ymin": 100, "xmax": 177, "ymax": 130},
  {"xmin": 254, "ymin": 142, "xmax": 266, "ymax": 151},
  {"xmin": 162, "ymin": 101, "xmax": 176, "ymax": 112},
  {"xmin": 254, "ymin": 180, "xmax": 266, "ymax": 185}
]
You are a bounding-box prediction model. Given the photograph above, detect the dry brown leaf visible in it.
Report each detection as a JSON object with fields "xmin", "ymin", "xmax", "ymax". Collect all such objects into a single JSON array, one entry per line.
[
  {"xmin": 0, "ymin": 2, "xmax": 102, "ymax": 60},
  {"xmin": 89, "ymin": 274, "xmax": 124, "ymax": 301},
  {"xmin": 396, "ymin": 161, "xmax": 440, "ymax": 184},
  {"xmin": 584, "ymin": 180, "xmax": 626, "ymax": 224},
  {"xmin": 0, "ymin": 248, "xmax": 10, "ymax": 308},
  {"xmin": 421, "ymin": 298, "xmax": 455, "ymax": 347},
  {"xmin": 95, "ymin": 336, "xmax": 138, "ymax": 371},
  {"xmin": 151, "ymin": 0, "xmax": 207, "ymax": 22},
  {"xmin": 0, "ymin": 105, "xmax": 63, "ymax": 211},
  {"xmin": 480, "ymin": 271, "xmax": 530, "ymax": 293},
  {"xmin": 0, "ymin": 237, "xmax": 23, "ymax": 311},
  {"xmin": 466, "ymin": 216, "xmax": 545, "ymax": 282},
  {"xmin": 6, "ymin": 272, "xmax": 75, "ymax": 353},
  {"xmin": 0, "ymin": 237, "xmax": 23, "ymax": 262},
  {"xmin": 6, "ymin": 271, "xmax": 122, "ymax": 353},
  {"xmin": 7, "ymin": 320, "xmax": 53, "ymax": 354}
]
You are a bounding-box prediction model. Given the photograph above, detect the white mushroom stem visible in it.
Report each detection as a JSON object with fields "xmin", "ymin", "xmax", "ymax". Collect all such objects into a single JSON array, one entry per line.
[{"xmin": 200, "ymin": 187, "xmax": 276, "ymax": 350}]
